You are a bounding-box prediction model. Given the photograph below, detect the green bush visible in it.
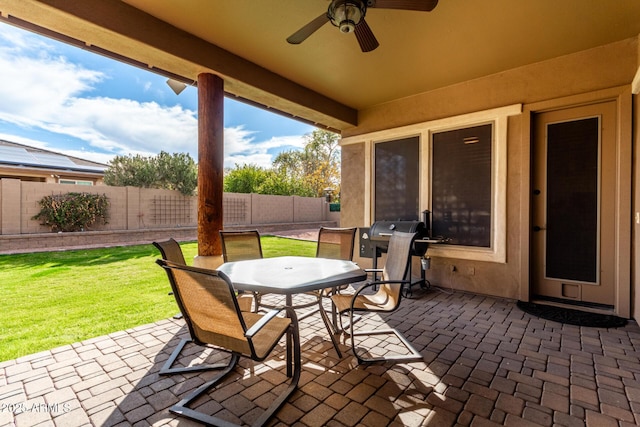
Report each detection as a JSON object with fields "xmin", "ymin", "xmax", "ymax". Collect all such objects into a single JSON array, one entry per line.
[{"xmin": 32, "ymin": 192, "xmax": 109, "ymax": 232}]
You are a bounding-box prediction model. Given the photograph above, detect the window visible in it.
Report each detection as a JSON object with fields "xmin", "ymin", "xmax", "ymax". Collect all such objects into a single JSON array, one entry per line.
[
  {"xmin": 431, "ymin": 124, "xmax": 492, "ymax": 247},
  {"xmin": 374, "ymin": 137, "xmax": 419, "ymax": 221},
  {"xmin": 341, "ymin": 104, "xmax": 520, "ymax": 263},
  {"xmin": 59, "ymin": 179, "xmax": 93, "ymax": 185}
]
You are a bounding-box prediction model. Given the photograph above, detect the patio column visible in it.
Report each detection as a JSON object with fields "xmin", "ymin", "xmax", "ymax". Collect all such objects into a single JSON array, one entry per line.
[{"xmin": 193, "ymin": 73, "xmax": 224, "ymax": 269}]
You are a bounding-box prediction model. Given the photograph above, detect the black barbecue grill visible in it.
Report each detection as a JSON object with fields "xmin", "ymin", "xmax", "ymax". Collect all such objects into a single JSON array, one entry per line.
[
  {"xmin": 360, "ymin": 210, "xmax": 431, "ymax": 258},
  {"xmin": 368, "ymin": 220, "xmax": 428, "ymax": 256},
  {"xmin": 359, "ymin": 211, "xmax": 433, "ymax": 296}
]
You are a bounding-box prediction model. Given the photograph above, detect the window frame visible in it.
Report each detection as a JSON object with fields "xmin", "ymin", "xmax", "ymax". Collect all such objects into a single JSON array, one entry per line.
[
  {"xmin": 341, "ymin": 104, "xmax": 521, "ymax": 263},
  {"xmin": 59, "ymin": 179, "xmax": 94, "ymax": 186}
]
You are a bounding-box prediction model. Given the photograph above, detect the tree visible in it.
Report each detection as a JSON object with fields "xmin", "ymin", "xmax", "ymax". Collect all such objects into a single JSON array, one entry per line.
[
  {"xmin": 272, "ymin": 129, "xmax": 341, "ymax": 199},
  {"xmin": 224, "ymin": 164, "xmax": 315, "ymax": 196},
  {"xmin": 223, "ymin": 129, "xmax": 341, "ymax": 198},
  {"xmin": 104, "ymin": 151, "xmax": 197, "ymax": 195},
  {"xmin": 223, "ymin": 164, "xmax": 268, "ymax": 194},
  {"xmin": 258, "ymin": 170, "xmax": 315, "ymax": 197},
  {"xmin": 156, "ymin": 151, "xmax": 198, "ymax": 196},
  {"xmin": 103, "ymin": 153, "xmax": 157, "ymax": 188}
]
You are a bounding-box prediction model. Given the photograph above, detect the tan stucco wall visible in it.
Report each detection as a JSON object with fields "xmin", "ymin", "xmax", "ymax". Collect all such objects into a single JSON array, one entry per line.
[
  {"xmin": 344, "ymin": 37, "xmax": 638, "ymax": 138},
  {"xmin": 341, "ymin": 36, "xmax": 639, "ymax": 306},
  {"xmin": 340, "ymin": 143, "xmax": 366, "ymax": 229}
]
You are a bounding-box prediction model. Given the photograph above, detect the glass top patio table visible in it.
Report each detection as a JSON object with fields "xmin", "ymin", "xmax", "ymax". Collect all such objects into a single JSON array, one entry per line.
[
  {"xmin": 219, "ymin": 256, "xmax": 366, "ymax": 361},
  {"xmin": 217, "ymin": 256, "xmax": 366, "ymax": 296}
]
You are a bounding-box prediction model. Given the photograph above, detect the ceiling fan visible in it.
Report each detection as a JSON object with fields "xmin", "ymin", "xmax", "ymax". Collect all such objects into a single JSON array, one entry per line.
[{"xmin": 286, "ymin": 0, "xmax": 439, "ymax": 53}]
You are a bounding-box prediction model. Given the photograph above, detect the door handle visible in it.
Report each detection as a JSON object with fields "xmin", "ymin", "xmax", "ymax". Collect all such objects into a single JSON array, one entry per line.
[{"xmin": 533, "ymin": 226, "xmax": 546, "ymax": 232}]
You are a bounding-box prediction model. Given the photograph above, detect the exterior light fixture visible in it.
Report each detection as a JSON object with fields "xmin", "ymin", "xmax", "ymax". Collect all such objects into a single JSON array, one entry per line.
[
  {"xmin": 166, "ymin": 78, "xmax": 187, "ymax": 95},
  {"xmin": 328, "ymin": 0, "xmax": 366, "ymax": 33}
]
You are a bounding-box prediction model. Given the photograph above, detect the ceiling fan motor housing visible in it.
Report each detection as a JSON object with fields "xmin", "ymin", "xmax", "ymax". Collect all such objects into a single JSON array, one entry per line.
[
  {"xmin": 328, "ymin": 0, "xmax": 367, "ymax": 33},
  {"xmin": 287, "ymin": 0, "xmax": 436, "ymax": 52}
]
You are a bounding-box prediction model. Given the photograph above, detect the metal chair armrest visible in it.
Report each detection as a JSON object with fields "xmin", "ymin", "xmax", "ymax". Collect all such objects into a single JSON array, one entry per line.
[{"xmin": 245, "ymin": 307, "xmax": 285, "ymax": 338}]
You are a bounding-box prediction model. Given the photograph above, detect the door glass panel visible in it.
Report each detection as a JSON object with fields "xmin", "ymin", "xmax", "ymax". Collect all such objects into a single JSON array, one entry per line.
[{"xmin": 546, "ymin": 117, "xmax": 599, "ymax": 283}]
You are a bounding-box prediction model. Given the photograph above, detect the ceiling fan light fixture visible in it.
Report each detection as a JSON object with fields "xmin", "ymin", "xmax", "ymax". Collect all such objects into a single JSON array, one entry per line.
[{"xmin": 329, "ymin": 0, "xmax": 366, "ymax": 34}]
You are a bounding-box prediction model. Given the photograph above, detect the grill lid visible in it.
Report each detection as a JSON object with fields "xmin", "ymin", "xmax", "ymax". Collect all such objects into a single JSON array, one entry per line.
[{"xmin": 369, "ymin": 220, "xmax": 426, "ymax": 238}]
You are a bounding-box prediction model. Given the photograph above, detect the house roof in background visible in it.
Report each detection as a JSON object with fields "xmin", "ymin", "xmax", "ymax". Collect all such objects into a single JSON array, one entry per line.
[{"xmin": 0, "ymin": 140, "xmax": 107, "ymax": 174}]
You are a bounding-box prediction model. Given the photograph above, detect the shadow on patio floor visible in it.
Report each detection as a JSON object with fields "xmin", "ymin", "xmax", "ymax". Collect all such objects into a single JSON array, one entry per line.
[{"xmin": 2, "ymin": 287, "xmax": 640, "ymax": 426}]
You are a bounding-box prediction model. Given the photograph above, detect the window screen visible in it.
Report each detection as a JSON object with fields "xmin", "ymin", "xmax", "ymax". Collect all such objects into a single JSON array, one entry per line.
[
  {"xmin": 431, "ymin": 124, "xmax": 492, "ymax": 247},
  {"xmin": 374, "ymin": 137, "xmax": 419, "ymax": 221}
]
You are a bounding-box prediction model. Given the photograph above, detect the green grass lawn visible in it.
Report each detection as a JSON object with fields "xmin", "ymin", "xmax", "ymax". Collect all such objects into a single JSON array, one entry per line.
[{"xmin": 0, "ymin": 236, "xmax": 316, "ymax": 362}]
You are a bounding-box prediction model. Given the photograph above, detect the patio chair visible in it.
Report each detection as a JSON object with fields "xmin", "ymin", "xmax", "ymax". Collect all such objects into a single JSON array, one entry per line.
[
  {"xmin": 331, "ymin": 231, "xmax": 423, "ymax": 364},
  {"xmin": 220, "ymin": 230, "xmax": 265, "ymax": 312},
  {"xmin": 154, "ymin": 238, "xmax": 255, "ymax": 314},
  {"xmin": 153, "ymin": 238, "xmax": 187, "ymax": 265},
  {"xmin": 312, "ymin": 227, "xmax": 357, "ymax": 357},
  {"xmin": 156, "ymin": 259, "xmax": 301, "ymax": 427},
  {"xmin": 316, "ymin": 226, "xmax": 357, "ymax": 261},
  {"xmin": 153, "ymin": 238, "xmax": 226, "ymax": 375},
  {"xmin": 153, "ymin": 238, "xmax": 187, "ymax": 322}
]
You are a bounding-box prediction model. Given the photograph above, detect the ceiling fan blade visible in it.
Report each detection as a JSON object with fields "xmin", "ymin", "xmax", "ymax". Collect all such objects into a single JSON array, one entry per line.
[
  {"xmin": 286, "ymin": 13, "xmax": 330, "ymax": 44},
  {"xmin": 354, "ymin": 19, "xmax": 379, "ymax": 52},
  {"xmin": 369, "ymin": 0, "xmax": 438, "ymax": 12}
]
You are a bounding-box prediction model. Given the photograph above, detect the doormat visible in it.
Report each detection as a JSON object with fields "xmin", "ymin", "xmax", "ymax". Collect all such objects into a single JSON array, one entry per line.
[{"xmin": 517, "ymin": 301, "xmax": 627, "ymax": 328}]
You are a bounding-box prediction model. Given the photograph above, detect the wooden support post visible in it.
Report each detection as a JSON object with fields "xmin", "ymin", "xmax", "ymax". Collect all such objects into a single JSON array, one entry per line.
[{"xmin": 196, "ymin": 73, "xmax": 224, "ymax": 262}]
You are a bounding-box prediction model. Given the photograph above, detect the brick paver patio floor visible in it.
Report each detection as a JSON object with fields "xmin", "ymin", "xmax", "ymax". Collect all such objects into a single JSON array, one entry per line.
[{"xmin": 2, "ymin": 287, "xmax": 640, "ymax": 426}]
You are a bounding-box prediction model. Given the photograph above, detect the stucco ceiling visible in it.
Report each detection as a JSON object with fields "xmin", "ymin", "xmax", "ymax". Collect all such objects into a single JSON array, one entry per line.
[{"xmin": 1, "ymin": 0, "xmax": 640, "ymax": 131}]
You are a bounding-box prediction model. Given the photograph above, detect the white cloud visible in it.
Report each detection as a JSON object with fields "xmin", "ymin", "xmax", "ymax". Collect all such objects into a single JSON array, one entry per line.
[
  {"xmin": 0, "ymin": 24, "xmax": 310, "ymax": 170},
  {"xmin": 221, "ymin": 127, "xmax": 307, "ymax": 168}
]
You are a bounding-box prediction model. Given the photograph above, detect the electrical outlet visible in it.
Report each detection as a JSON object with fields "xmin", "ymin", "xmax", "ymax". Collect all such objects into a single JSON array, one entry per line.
[{"xmin": 467, "ymin": 267, "xmax": 475, "ymax": 276}]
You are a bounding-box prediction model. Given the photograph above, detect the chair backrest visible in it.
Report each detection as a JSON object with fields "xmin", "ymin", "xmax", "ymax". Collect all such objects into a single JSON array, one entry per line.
[
  {"xmin": 153, "ymin": 238, "xmax": 186, "ymax": 265},
  {"xmin": 220, "ymin": 230, "xmax": 263, "ymax": 262},
  {"xmin": 378, "ymin": 231, "xmax": 417, "ymax": 308},
  {"xmin": 316, "ymin": 227, "xmax": 357, "ymax": 260},
  {"xmin": 156, "ymin": 259, "xmax": 253, "ymax": 354}
]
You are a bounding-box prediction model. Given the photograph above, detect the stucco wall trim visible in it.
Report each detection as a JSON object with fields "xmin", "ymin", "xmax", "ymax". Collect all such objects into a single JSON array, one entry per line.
[{"xmin": 341, "ymin": 104, "xmax": 522, "ymax": 145}]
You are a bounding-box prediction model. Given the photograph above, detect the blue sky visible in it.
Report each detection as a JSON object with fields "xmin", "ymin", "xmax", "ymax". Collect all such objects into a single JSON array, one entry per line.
[{"xmin": 0, "ymin": 22, "xmax": 316, "ymax": 168}]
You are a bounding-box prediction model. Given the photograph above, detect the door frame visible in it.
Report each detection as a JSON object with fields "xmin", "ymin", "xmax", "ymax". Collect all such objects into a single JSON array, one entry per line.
[{"xmin": 519, "ymin": 86, "xmax": 632, "ymax": 318}]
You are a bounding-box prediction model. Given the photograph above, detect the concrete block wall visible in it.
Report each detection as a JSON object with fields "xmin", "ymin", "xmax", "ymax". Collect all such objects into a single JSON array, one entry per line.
[
  {"xmin": 138, "ymin": 188, "xmax": 197, "ymax": 228},
  {"xmin": 1, "ymin": 179, "xmax": 20, "ymax": 235},
  {"xmin": 20, "ymin": 181, "xmax": 130, "ymax": 233},
  {"xmin": 126, "ymin": 186, "xmax": 141, "ymax": 230},
  {"xmin": 223, "ymin": 193, "xmax": 252, "ymax": 225},
  {"xmin": 1, "ymin": 179, "xmax": 332, "ymax": 236},
  {"xmin": 293, "ymin": 195, "xmax": 326, "ymax": 222},
  {"xmin": 251, "ymin": 193, "xmax": 294, "ymax": 224}
]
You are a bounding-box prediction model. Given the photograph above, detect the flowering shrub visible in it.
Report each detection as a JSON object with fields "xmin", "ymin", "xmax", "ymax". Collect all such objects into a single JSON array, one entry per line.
[{"xmin": 32, "ymin": 192, "xmax": 109, "ymax": 232}]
